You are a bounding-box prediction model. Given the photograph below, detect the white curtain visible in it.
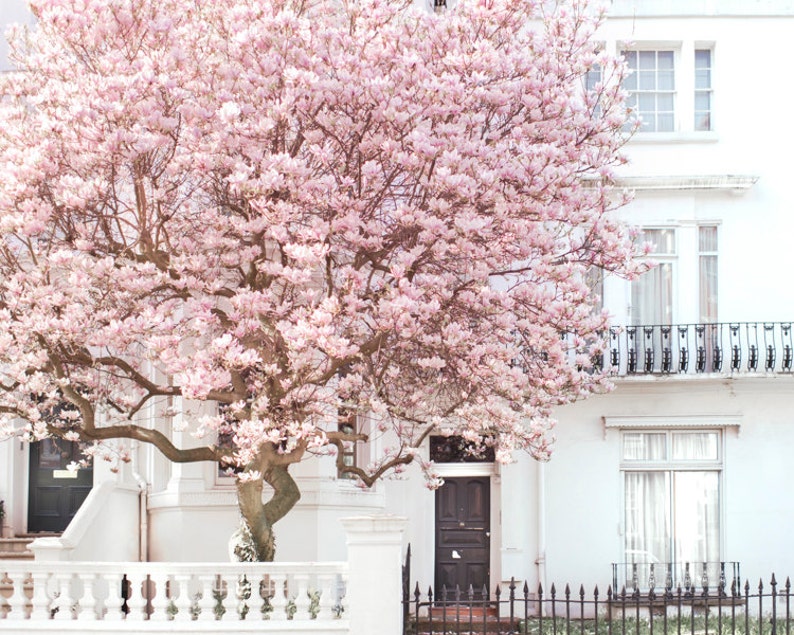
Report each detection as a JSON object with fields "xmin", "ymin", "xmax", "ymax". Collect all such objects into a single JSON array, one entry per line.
[
  {"xmin": 625, "ymin": 472, "xmax": 670, "ymax": 563},
  {"xmin": 624, "ymin": 432, "xmax": 720, "ymax": 567}
]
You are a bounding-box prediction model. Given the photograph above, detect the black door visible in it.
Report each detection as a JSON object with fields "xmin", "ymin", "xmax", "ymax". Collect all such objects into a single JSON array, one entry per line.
[
  {"xmin": 435, "ymin": 476, "xmax": 491, "ymax": 600},
  {"xmin": 28, "ymin": 439, "xmax": 93, "ymax": 533}
]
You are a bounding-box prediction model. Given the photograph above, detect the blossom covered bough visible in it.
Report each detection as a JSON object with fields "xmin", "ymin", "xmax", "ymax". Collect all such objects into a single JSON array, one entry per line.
[{"xmin": 0, "ymin": 0, "xmax": 640, "ymax": 560}]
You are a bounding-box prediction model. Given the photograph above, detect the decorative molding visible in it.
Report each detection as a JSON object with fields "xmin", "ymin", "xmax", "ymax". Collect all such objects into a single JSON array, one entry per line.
[
  {"xmin": 614, "ymin": 175, "xmax": 759, "ymax": 192},
  {"xmin": 603, "ymin": 415, "xmax": 742, "ymax": 430}
]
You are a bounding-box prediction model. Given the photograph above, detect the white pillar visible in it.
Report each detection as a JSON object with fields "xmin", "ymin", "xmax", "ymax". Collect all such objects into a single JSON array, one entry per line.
[{"xmin": 342, "ymin": 515, "xmax": 407, "ymax": 635}]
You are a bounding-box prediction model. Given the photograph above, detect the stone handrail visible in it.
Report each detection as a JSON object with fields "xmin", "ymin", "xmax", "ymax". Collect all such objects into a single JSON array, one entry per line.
[{"xmin": 0, "ymin": 560, "xmax": 348, "ymax": 625}]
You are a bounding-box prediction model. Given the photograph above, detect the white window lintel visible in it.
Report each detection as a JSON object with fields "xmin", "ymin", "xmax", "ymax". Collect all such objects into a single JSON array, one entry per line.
[{"xmin": 604, "ymin": 415, "xmax": 741, "ymax": 430}]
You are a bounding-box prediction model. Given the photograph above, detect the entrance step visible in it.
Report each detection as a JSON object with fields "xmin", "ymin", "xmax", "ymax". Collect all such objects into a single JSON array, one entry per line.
[{"xmin": 0, "ymin": 537, "xmax": 35, "ymax": 560}]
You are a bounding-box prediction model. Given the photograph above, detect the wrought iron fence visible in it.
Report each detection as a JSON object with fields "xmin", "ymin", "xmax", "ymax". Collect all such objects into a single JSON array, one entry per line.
[
  {"xmin": 591, "ymin": 322, "xmax": 793, "ymax": 376},
  {"xmin": 403, "ymin": 573, "xmax": 794, "ymax": 635},
  {"xmin": 611, "ymin": 561, "xmax": 740, "ymax": 595}
]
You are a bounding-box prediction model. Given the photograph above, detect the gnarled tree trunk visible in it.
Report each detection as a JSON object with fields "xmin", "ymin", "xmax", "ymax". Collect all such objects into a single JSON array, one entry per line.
[{"xmin": 235, "ymin": 463, "xmax": 301, "ymax": 562}]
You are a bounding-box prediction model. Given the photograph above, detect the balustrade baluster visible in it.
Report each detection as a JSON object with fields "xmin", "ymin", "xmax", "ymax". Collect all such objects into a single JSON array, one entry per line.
[
  {"xmin": 316, "ymin": 573, "xmax": 335, "ymax": 620},
  {"xmin": 52, "ymin": 572, "xmax": 73, "ymax": 620},
  {"xmin": 173, "ymin": 573, "xmax": 194, "ymax": 621},
  {"xmin": 148, "ymin": 571, "xmax": 170, "ymax": 621},
  {"xmin": 246, "ymin": 572, "xmax": 266, "ymax": 621},
  {"xmin": 77, "ymin": 572, "xmax": 99, "ymax": 620},
  {"xmin": 103, "ymin": 572, "xmax": 125, "ymax": 621},
  {"xmin": 195, "ymin": 573, "xmax": 218, "ymax": 621},
  {"xmin": 269, "ymin": 573, "xmax": 289, "ymax": 621},
  {"xmin": 29, "ymin": 571, "xmax": 52, "ymax": 620},
  {"xmin": 7, "ymin": 570, "xmax": 28, "ymax": 620},
  {"xmin": 125, "ymin": 572, "xmax": 148, "ymax": 621},
  {"xmin": 216, "ymin": 573, "xmax": 237, "ymax": 621},
  {"xmin": 292, "ymin": 573, "xmax": 311, "ymax": 619}
]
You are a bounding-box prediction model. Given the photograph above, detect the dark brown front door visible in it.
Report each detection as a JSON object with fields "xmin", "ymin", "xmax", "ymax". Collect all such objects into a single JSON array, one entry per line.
[
  {"xmin": 28, "ymin": 439, "xmax": 93, "ymax": 533},
  {"xmin": 435, "ymin": 476, "xmax": 491, "ymax": 599}
]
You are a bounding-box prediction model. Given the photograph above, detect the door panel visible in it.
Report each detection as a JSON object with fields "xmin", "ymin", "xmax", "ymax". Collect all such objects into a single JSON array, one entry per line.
[
  {"xmin": 435, "ymin": 476, "xmax": 490, "ymax": 600},
  {"xmin": 28, "ymin": 439, "xmax": 93, "ymax": 533}
]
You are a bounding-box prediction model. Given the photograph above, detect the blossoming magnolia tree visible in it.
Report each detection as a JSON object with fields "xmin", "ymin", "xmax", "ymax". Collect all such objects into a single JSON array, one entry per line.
[{"xmin": 0, "ymin": 0, "xmax": 639, "ymax": 560}]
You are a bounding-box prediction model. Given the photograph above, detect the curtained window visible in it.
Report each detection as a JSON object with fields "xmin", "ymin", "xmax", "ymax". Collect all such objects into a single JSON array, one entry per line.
[
  {"xmin": 623, "ymin": 431, "xmax": 721, "ymax": 567},
  {"xmin": 631, "ymin": 229, "xmax": 675, "ymax": 326}
]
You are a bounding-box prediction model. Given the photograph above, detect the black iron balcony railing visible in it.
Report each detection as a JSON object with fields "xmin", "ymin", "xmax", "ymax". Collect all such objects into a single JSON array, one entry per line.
[
  {"xmin": 592, "ymin": 322, "xmax": 793, "ymax": 376},
  {"xmin": 612, "ymin": 561, "xmax": 742, "ymax": 596}
]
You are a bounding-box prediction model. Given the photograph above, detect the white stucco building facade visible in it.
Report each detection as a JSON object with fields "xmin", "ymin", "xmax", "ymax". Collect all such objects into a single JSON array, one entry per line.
[{"xmin": 1, "ymin": 0, "xmax": 793, "ymax": 603}]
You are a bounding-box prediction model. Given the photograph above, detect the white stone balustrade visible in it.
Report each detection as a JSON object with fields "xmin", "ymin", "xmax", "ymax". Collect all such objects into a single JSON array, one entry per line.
[
  {"xmin": 0, "ymin": 561, "xmax": 347, "ymax": 624},
  {"xmin": 0, "ymin": 515, "xmax": 406, "ymax": 635}
]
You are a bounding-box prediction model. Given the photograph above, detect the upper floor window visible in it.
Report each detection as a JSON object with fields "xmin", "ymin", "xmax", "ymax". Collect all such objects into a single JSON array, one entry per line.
[
  {"xmin": 622, "ymin": 45, "xmax": 715, "ymax": 135},
  {"xmin": 624, "ymin": 50, "xmax": 675, "ymax": 132},
  {"xmin": 698, "ymin": 225, "xmax": 718, "ymax": 322},
  {"xmin": 631, "ymin": 228, "xmax": 675, "ymax": 325},
  {"xmin": 694, "ymin": 49, "xmax": 713, "ymax": 131},
  {"xmin": 629, "ymin": 225, "xmax": 718, "ymax": 326}
]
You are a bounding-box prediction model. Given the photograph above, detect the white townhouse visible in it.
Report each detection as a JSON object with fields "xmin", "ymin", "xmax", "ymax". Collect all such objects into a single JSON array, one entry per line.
[
  {"xmin": 387, "ymin": 0, "xmax": 794, "ymax": 598},
  {"xmin": 2, "ymin": 0, "xmax": 794, "ymax": 609}
]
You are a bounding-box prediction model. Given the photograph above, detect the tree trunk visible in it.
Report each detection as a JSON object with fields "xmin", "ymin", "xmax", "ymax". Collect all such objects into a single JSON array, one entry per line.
[{"xmin": 235, "ymin": 464, "xmax": 301, "ymax": 562}]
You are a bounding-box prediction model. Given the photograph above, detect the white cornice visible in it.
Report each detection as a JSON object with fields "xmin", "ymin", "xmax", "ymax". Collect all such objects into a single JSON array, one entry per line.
[{"xmin": 614, "ymin": 175, "xmax": 759, "ymax": 192}]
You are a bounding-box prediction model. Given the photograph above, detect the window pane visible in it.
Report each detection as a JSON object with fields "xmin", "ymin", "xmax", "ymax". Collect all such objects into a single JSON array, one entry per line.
[
  {"xmin": 658, "ymin": 51, "xmax": 675, "ymax": 69},
  {"xmin": 695, "ymin": 49, "xmax": 711, "ymax": 68},
  {"xmin": 657, "ymin": 113, "xmax": 674, "ymax": 132},
  {"xmin": 642, "ymin": 229, "xmax": 676, "ymax": 254},
  {"xmin": 624, "ymin": 433, "xmax": 667, "ymax": 460},
  {"xmin": 695, "ymin": 69, "xmax": 711, "ymax": 89},
  {"xmin": 673, "ymin": 471, "xmax": 720, "ymax": 563},
  {"xmin": 695, "ymin": 92, "xmax": 711, "ymax": 111},
  {"xmin": 624, "ymin": 50, "xmax": 638, "ymax": 68},
  {"xmin": 639, "ymin": 70, "xmax": 656, "ymax": 91},
  {"xmin": 671, "ymin": 432, "xmax": 719, "ymax": 460},
  {"xmin": 639, "ymin": 50, "xmax": 656, "ymax": 70},
  {"xmin": 699, "ymin": 226, "xmax": 718, "ymax": 252},
  {"xmin": 658, "ymin": 70, "xmax": 675, "ymax": 91},
  {"xmin": 695, "ymin": 112, "xmax": 711, "ymax": 132},
  {"xmin": 625, "ymin": 472, "xmax": 671, "ymax": 563},
  {"xmin": 657, "ymin": 93, "xmax": 675, "ymax": 111},
  {"xmin": 638, "ymin": 93, "xmax": 656, "ymax": 112}
]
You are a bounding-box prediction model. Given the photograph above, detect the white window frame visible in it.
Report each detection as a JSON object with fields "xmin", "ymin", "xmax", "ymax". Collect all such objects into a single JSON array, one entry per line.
[
  {"xmin": 618, "ymin": 426, "xmax": 726, "ymax": 572},
  {"xmin": 623, "ymin": 49, "xmax": 677, "ymax": 132},
  {"xmin": 630, "ymin": 227, "xmax": 677, "ymax": 326},
  {"xmin": 618, "ymin": 41, "xmax": 717, "ymax": 140},
  {"xmin": 694, "ymin": 48, "xmax": 714, "ymax": 131}
]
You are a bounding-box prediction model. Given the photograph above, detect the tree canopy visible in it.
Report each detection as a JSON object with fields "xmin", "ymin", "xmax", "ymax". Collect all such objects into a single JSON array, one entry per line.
[{"xmin": 0, "ymin": 0, "xmax": 639, "ymax": 559}]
